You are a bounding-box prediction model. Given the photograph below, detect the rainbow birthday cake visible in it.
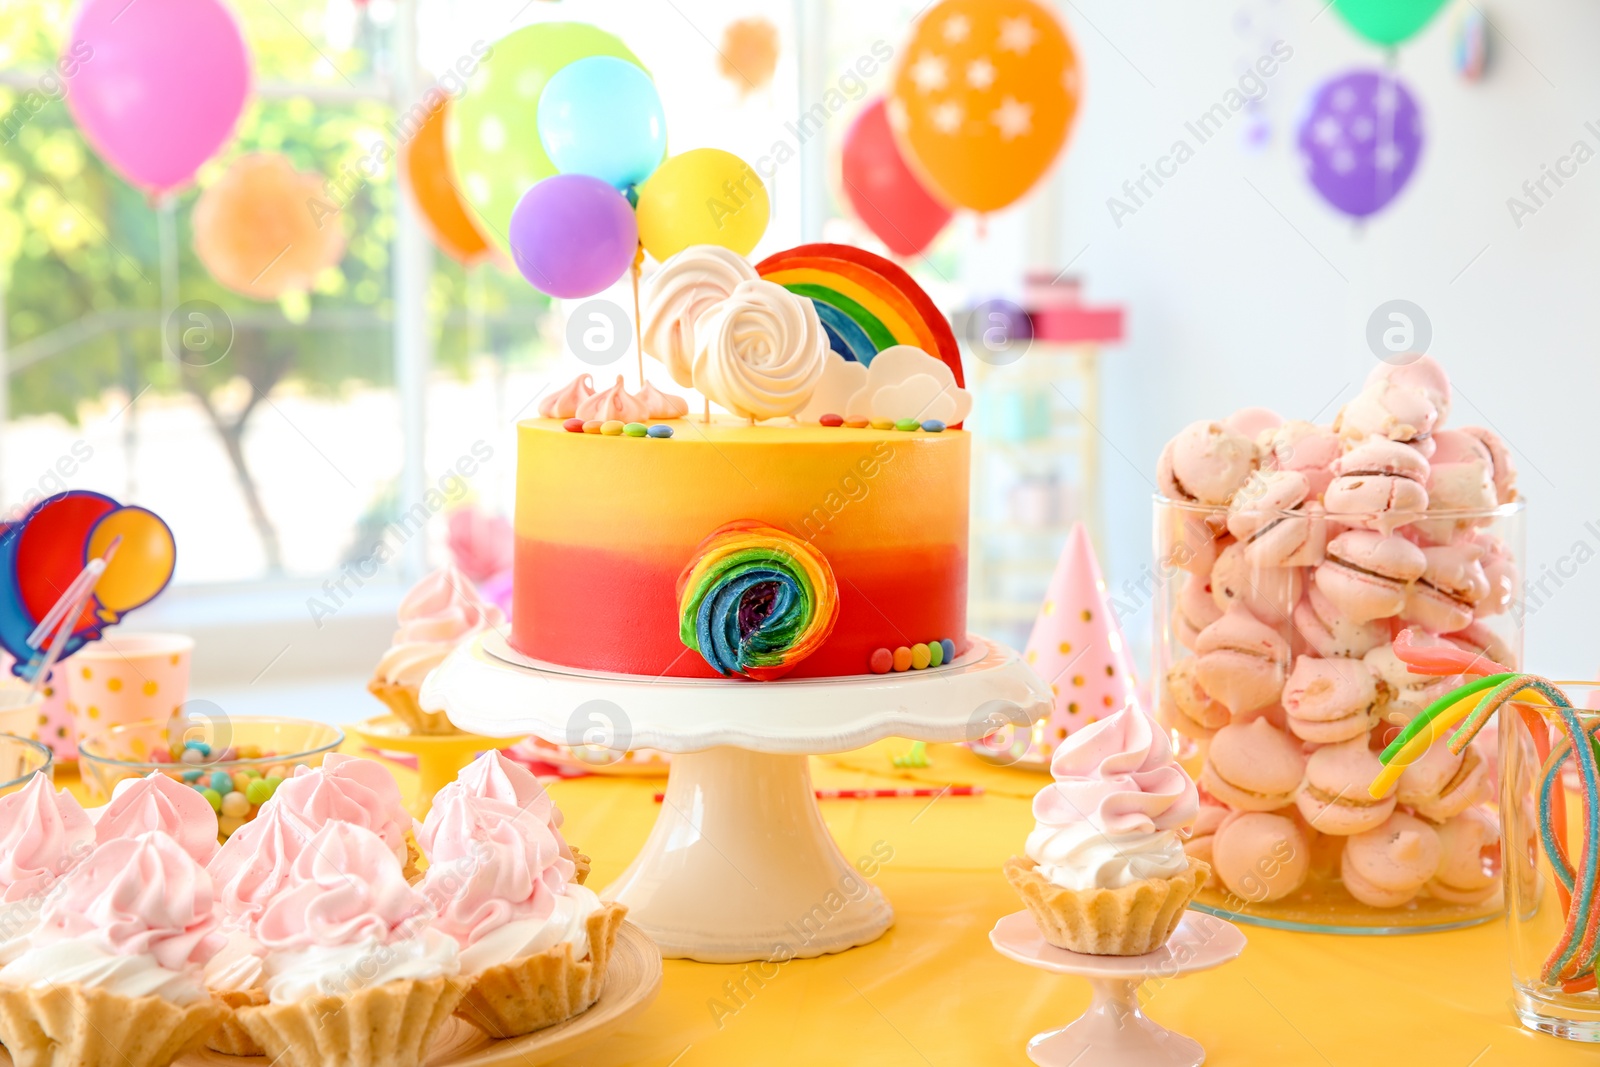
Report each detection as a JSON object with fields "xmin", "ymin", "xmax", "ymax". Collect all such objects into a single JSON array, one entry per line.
[{"xmin": 512, "ymin": 243, "xmax": 973, "ymax": 682}]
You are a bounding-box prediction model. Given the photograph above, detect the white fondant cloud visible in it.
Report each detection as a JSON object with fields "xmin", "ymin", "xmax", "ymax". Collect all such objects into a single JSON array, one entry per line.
[
  {"xmin": 796, "ymin": 352, "xmax": 869, "ymax": 422},
  {"xmin": 844, "ymin": 345, "xmax": 972, "ymax": 424}
]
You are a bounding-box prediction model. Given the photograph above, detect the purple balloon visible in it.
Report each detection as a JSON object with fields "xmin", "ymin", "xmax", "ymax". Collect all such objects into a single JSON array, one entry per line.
[
  {"xmin": 1297, "ymin": 70, "xmax": 1423, "ymax": 219},
  {"xmin": 509, "ymin": 175, "xmax": 638, "ymax": 299}
]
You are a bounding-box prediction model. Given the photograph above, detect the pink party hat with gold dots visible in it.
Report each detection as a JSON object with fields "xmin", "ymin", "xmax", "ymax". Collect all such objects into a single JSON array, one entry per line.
[{"xmin": 1022, "ymin": 523, "xmax": 1141, "ymax": 761}]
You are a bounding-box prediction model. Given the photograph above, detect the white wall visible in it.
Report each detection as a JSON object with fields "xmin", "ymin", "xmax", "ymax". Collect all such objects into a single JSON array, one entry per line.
[{"xmin": 1049, "ymin": 0, "xmax": 1600, "ymax": 677}]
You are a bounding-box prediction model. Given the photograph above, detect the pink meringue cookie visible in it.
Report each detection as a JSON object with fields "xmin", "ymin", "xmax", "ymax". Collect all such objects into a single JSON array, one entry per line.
[
  {"xmin": 1210, "ymin": 540, "xmax": 1303, "ymax": 622},
  {"xmin": 1341, "ymin": 811, "xmax": 1441, "ymax": 907},
  {"xmin": 0, "ymin": 772, "xmax": 93, "ymax": 903},
  {"xmin": 1281, "ymin": 655, "xmax": 1379, "ymax": 744},
  {"xmin": 1163, "ymin": 656, "xmax": 1230, "ymax": 738},
  {"xmin": 29, "ymin": 831, "xmax": 223, "ymax": 972},
  {"xmin": 1426, "ymin": 807, "xmax": 1500, "ymax": 904},
  {"xmin": 1459, "ymin": 426, "xmax": 1516, "ymax": 503},
  {"xmin": 94, "ymin": 770, "xmax": 219, "ymax": 866},
  {"xmin": 631, "ymin": 381, "xmax": 690, "ymax": 420},
  {"xmin": 1259, "ymin": 420, "xmax": 1341, "ymax": 500},
  {"xmin": 270, "ymin": 755, "xmax": 413, "ymax": 865},
  {"xmin": 1227, "ymin": 470, "xmax": 1325, "ymax": 568},
  {"xmin": 207, "ymin": 803, "xmax": 317, "ymax": 927},
  {"xmin": 1403, "ymin": 542, "xmax": 1488, "ymax": 634},
  {"xmin": 574, "ymin": 375, "xmax": 650, "ymax": 423},
  {"xmin": 1174, "ymin": 574, "xmax": 1222, "ymax": 650},
  {"xmin": 536, "ymin": 374, "xmax": 595, "ymax": 419},
  {"xmin": 1313, "ymin": 530, "xmax": 1426, "ymax": 623},
  {"xmin": 1292, "ymin": 586, "xmax": 1390, "ymax": 660},
  {"xmin": 1323, "ymin": 438, "xmax": 1430, "ymax": 533},
  {"xmin": 1157, "ymin": 421, "xmax": 1257, "ymax": 506},
  {"xmin": 1465, "ymin": 531, "xmax": 1517, "ymax": 616},
  {"xmin": 1194, "ymin": 603, "xmax": 1289, "ymax": 715},
  {"xmin": 1335, "ymin": 379, "xmax": 1440, "ymax": 455},
  {"xmin": 254, "ymin": 823, "xmax": 430, "ymax": 953},
  {"xmin": 1224, "ymin": 407, "xmax": 1282, "ymax": 440},
  {"xmin": 1378, "ymin": 356, "xmax": 1452, "ymax": 422}
]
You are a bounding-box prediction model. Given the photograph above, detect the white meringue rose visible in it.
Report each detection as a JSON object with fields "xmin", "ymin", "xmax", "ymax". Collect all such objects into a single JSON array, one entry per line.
[
  {"xmin": 691, "ymin": 280, "xmax": 829, "ymax": 421},
  {"xmin": 641, "ymin": 245, "xmax": 759, "ymax": 388}
]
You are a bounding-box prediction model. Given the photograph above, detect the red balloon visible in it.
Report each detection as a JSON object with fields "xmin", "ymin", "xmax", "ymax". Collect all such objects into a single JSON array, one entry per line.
[
  {"xmin": 15, "ymin": 491, "xmax": 118, "ymax": 633},
  {"xmin": 840, "ymin": 98, "xmax": 951, "ymax": 257}
]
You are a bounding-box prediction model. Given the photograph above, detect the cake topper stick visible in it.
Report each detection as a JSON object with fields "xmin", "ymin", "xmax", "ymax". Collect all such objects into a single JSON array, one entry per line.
[
  {"xmin": 25, "ymin": 535, "xmax": 121, "ymax": 702},
  {"xmin": 630, "ymin": 242, "xmax": 646, "ymax": 388}
]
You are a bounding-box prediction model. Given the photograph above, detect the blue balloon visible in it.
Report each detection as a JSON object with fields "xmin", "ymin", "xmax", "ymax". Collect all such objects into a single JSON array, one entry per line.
[{"xmin": 538, "ymin": 56, "xmax": 667, "ymax": 191}]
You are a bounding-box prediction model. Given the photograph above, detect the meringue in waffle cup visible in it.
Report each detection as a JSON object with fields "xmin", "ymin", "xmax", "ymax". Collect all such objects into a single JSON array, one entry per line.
[
  {"xmin": 205, "ymin": 988, "xmax": 269, "ymax": 1056},
  {"xmin": 235, "ymin": 975, "xmax": 467, "ymax": 1067},
  {"xmin": 453, "ymin": 902, "xmax": 626, "ymax": 1039},
  {"xmin": 367, "ymin": 679, "xmax": 455, "ymax": 736},
  {"xmin": 0, "ymin": 984, "xmax": 226, "ymax": 1067},
  {"xmin": 1004, "ymin": 855, "xmax": 1210, "ymax": 956}
]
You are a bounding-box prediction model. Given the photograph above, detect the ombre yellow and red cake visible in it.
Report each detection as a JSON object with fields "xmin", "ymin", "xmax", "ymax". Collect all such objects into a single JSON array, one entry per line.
[{"xmin": 510, "ymin": 418, "xmax": 969, "ymax": 680}]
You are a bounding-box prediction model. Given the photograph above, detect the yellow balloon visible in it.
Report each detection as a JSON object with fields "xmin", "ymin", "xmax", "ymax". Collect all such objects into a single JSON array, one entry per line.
[
  {"xmin": 636, "ymin": 148, "xmax": 769, "ymax": 261},
  {"xmin": 87, "ymin": 507, "xmax": 176, "ymax": 616}
]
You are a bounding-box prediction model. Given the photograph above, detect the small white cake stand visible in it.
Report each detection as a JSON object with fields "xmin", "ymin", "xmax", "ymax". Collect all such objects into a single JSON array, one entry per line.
[
  {"xmin": 989, "ymin": 910, "xmax": 1246, "ymax": 1067},
  {"xmin": 423, "ymin": 631, "xmax": 1050, "ymax": 963}
]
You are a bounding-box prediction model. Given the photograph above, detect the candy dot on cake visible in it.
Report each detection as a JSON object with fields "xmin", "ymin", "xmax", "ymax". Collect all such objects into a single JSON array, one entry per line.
[
  {"xmin": 870, "ymin": 648, "xmax": 893, "ymax": 674},
  {"xmin": 582, "ymin": 419, "xmax": 603, "ymax": 434},
  {"xmin": 893, "ymin": 646, "xmax": 913, "ymax": 671},
  {"xmin": 563, "ymin": 418, "xmax": 585, "ymax": 433},
  {"xmin": 844, "ymin": 415, "xmax": 869, "ymax": 428},
  {"xmin": 820, "ymin": 413, "xmax": 844, "ymax": 427},
  {"xmin": 922, "ymin": 419, "xmax": 945, "ymax": 433},
  {"xmin": 624, "ymin": 422, "xmax": 648, "ymax": 437},
  {"xmin": 911, "ymin": 643, "xmax": 931, "ymax": 669},
  {"xmin": 927, "ymin": 640, "xmax": 944, "ymax": 667},
  {"xmin": 601, "ymin": 420, "xmax": 625, "ymax": 436},
  {"xmin": 894, "ymin": 418, "xmax": 919, "ymax": 432},
  {"xmin": 647, "ymin": 424, "xmax": 674, "ymax": 438}
]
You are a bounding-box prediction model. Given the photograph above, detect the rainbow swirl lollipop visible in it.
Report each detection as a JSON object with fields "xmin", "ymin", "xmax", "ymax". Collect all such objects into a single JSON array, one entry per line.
[{"xmin": 676, "ymin": 521, "xmax": 839, "ymax": 681}]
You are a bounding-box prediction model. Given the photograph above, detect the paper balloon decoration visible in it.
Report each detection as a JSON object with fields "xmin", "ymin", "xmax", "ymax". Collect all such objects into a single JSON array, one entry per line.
[
  {"xmin": 0, "ymin": 492, "xmax": 175, "ymax": 679},
  {"xmin": 888, "ymin": 0, "xmax": 1079, "ymax": 214},
  {"xmin": 1332, "ymin": 0, "xmax": 1449, "ymax": 48},
  {"xmin": 537, "ymin": 56, "xmax": 667, "ymax": 192},
  {"xmin": 65, "ymin": 0, "xmax": 250, "ymax": 194},
  {"xmin": 636, "ymin": 148, "xmax": 769, "ymax": 261},
  {"xmin": 841, "ymin": 98, "xmax": 951, "ymax": 257},
  {"xmin": 1297, "ymin": 70, "xmax": 1424, "ymax": 220},
  {"xmin": 193, "ymin": 153, "xmax": 348, "ymax": 300},
  {"xmin": 450, "ymin": 23, "xmax": 646, "ymax": 257},
  {"xmin": 509, "ymin": 174, "xmax": 638, "ymax": 299},
  {"xmin": 402, "ymin": 101, "xmax": 493, "ymax": 265},
  {"xmin": 718, "ymin": 17, "xmax": 781, "ymax": 96}
]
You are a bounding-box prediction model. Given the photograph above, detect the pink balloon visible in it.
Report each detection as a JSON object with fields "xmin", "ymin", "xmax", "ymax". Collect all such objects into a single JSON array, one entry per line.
[{"xmin": 65, "ymin": 0, "xmax": 251, "ymax": 195}]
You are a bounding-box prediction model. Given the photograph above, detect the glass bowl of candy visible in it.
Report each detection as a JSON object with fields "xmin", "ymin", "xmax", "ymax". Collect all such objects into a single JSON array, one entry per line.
[
  {"xmin": 1153, "ymin": 493, "xmax": 1524, "ymax": 934},
  {"xmin": 78, "ymin": 715, "xmax": 344, "ymax": 839},
  {"xmin": 0, "ymin": 733, "xmax": 52, "ymax": 796}
]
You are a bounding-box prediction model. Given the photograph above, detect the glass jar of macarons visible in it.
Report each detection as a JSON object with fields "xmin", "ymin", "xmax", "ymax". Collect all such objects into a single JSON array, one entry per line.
[{"xmin": 1150, "ymin": 412, "xmax": 1524, "ymax": 934}]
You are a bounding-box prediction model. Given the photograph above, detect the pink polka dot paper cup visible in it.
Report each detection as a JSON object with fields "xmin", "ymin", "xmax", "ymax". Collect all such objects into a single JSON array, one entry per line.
[{"xmin": 66, "ymin": 632, "xmax": 194, "ymax": 736}]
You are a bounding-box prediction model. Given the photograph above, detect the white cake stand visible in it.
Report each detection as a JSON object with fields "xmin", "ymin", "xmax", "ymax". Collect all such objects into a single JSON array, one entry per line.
[
  {"xmin": 989, "ymin": 910, "xmax": 1246, "ymax": 1067},
  {"xmin": 422, "ymin": 631, "xmax": 1050, "ymax": 963}
]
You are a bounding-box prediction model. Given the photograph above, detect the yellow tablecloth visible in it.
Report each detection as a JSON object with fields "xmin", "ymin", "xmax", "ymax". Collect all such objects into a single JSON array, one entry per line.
[{"xmin": 64, "ymin": 741, "xmax": 1591, "ymax": 1066}]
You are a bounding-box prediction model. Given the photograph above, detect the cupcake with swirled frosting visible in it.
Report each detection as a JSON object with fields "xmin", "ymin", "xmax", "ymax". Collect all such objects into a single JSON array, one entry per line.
[
  {"xmin": 417, "ymin": 787, "xmax": 619, "ymax": 1038},
  {"xmin": 1004, "ymin": 705, "xmax": 1210, "ymax": 955},
  {"xmin": 642, "ymin": 244, "xmax": 759, "ymax": 388},
  {"xmin": 0, "ymin": 773, "xmax": 93, "ymax": 966},
  {"xmin": 370, "ymin": 564, "xmax": 503, "ymax": 734},
  {"xmin": 0, "ymin": 831, "xmax": 228, "ymax": 1067},
  {"xmin": 691, "ymin": 279, "xmax": 829, "ymax": 421},
  {"xmin": 270, "ymin": 754, "xmax": 421, "ymax": 880}
]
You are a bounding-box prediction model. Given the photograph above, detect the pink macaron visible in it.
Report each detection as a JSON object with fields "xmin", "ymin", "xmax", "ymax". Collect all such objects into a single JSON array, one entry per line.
[
  {"xmin": 1337, "ymin": 356, "xmax": 1451, "ymax": 456},
  {"xmin": 1292, "ymin": 586, "xmax": 1390, "ymax": 660},
  {"xmin": 1395, "ymin": 738, "xmax": 1487, "ymax": 822},
  {"xmin": 1210, "ymin": 541, "xmax": 1304, "ymax": 623},
  {"xmin": 1464, "ymin": 531, "xmax": 1517, "ymax": 617},
  {"xmin": 1259, "ymin": 420, "xmax": 1342, "ymax": 500},
  {"xmin": 1403, "ymin": 542, "xmax": 1489, "ymax": 634},
  {"xmin": 1425, "ymin": 806, "xmax": 1500, "ymax": 904},
  {"xmin": 1200, "ymin": 718, "xmax": 1306, "ymax": 812},
  {"xmin": 1225, "ymin": 407, "xmax": 1283, "ymax": 441},
  {"xmin": 1165, "ymin": 656, "xmax": 1231, "ymax": 738},
  {"xmin": 1294, "ymin": 738, "xmax": 1396, "ymax": 835},
  {"xmin": 1341, "ymin": 811, "xmax": 1441, "ymax": 908},
  {"xmin": 1281, "ymin": 655, "xmax": 1380, "ymax": 744},
  {"xmin": 1158, "ymin": 420, "xmax": 1257, "ymax": 506},
  {"xmin": 1415, "ymin": 430, "xmax": 1497, "ymax": 543},
  {"xmin": 1313, "ymin": 530, "xmax": 1427, "ymax": 623},
  {"xmin": 1210, "ymin": 811, "xmax": 1310, "ymax": 903},
  {"xmin": 1323, "ymin": 439, "xmax": 1430, "ymax": 532},
  {"xmin": 1227, "ymin": 471, "xmax": 1326, "ymax": 568},
  {"xmin": 1194, "ymin": 604, "xmax": 1290, "ymax": 715}
]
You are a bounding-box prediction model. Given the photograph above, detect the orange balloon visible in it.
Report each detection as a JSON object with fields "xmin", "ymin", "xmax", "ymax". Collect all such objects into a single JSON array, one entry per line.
[
  {"xmin": 193, "ymin": 153, "xmax": 347, "ymax": 300},
  {"xmin": 888, "ymin": 0, "xmax": 1079, "ymax": 214},
  {"xmin": 403, "ymin": 101, "xmax": 493, "ymax": 265}
]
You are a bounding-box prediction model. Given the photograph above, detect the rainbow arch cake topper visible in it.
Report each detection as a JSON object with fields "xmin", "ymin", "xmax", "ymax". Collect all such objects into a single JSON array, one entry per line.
[
  {"xmin": 676, "ymin": 521, "xmax": 840, "ymax": 681},
  {"xmin": 755, "ymin": 243, "xmax": 963, "ymax": 388}
]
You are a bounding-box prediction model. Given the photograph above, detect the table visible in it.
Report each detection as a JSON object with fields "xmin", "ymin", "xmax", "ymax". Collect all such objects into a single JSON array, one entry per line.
[{"xmin": 62, "ymin": 739, "xmax": 1589, "ymax": 1066}]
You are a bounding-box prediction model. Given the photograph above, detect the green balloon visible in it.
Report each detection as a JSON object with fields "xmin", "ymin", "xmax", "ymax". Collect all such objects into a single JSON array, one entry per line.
[
  {"xmin": 1332, "ymin": 0, "xmax": 1449, "ymax": 47},
  {"xmin": 448, "ymin": 23, "xmax": 645, "ymax": 256}
]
